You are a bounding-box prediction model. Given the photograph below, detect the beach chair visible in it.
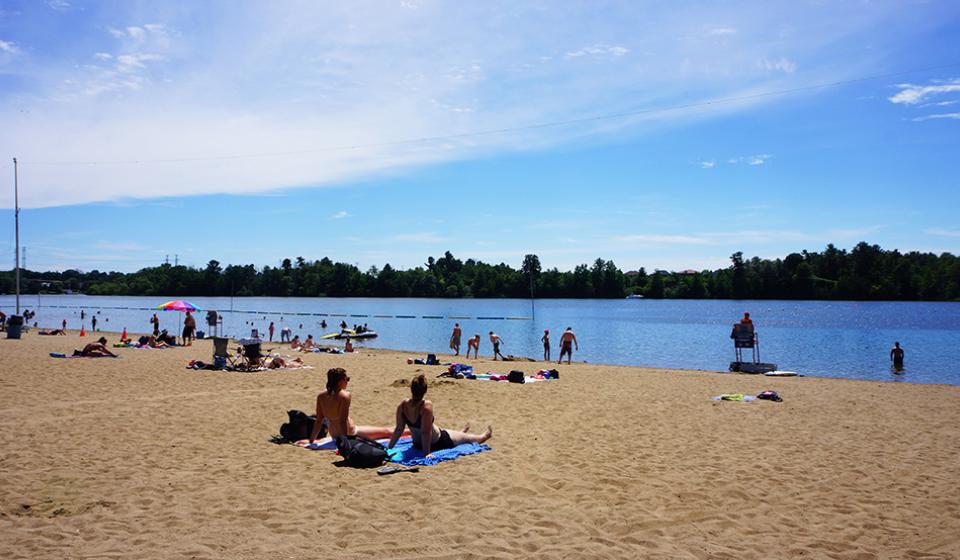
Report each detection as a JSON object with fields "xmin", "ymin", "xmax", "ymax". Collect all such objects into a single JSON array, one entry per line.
[
  {"xmin": 237, "ymin": 338, "xmax": 267, "ymax": 370},
  {"xmin": 212, "ymin": 337, "xmax": 240, "ymax": 369}
]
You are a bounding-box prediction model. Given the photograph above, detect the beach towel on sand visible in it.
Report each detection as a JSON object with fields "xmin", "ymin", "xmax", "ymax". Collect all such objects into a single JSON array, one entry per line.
[
  {"xmin": 300, "ymin": 436, "xmax": 492, "ymax": 467},
  {"xmin": 50, "ymin": 352, "xmax": 119, "ymax": 359},
  {"xmin": 712, "ymin": 393, "xmax": 756, "ymax": 402}
]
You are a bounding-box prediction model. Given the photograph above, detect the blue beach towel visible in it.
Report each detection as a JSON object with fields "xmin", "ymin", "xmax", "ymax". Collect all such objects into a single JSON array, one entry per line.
[
  {"xmin": 386, "ymin": 439, "xmax": 492, "ymax": 467},
  {"xmin": 50, "ymin": 352, "xmax": 119, "ymax": 359}
]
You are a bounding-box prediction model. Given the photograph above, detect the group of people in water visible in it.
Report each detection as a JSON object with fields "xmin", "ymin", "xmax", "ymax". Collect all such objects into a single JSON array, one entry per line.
[
  {"xmin": 308, "ymin": 367, "xmax": 492, "ymax": 456},
  {"xmin": 448, "ymin": 323, "xmax": 580, "ymax": 364}
]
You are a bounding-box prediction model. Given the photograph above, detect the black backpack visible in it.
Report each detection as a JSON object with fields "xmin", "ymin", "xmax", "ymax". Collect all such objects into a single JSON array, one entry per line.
[
  {"xmin": 335, "ymin": 435, "xmax": 389, "ymax": 468},
  {"xmin": 279, "ymin": 409, "xmax": 324, "ymax": 443},
  {"xmin": 508, "ymin": 370, "xmax": 525, "ymax": 383}
]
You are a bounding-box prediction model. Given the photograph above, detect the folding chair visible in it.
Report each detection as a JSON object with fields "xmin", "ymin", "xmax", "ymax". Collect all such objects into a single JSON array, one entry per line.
[
  {"xmin": 212, "ymin": 337, "xmax": 240, "ymax": 369},
  {"xmin": 237, "ymin": 338, "xmax": 267, "ymax": 370}
]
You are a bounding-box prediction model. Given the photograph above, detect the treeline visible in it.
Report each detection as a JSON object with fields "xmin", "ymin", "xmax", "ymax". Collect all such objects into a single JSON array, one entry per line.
[{"xmin": 2, "ymin": 242, "xmax": 958, "ymax": 301}]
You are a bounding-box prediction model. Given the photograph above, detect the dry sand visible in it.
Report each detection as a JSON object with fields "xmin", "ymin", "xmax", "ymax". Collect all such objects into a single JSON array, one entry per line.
[{"xmin": 1, "ymin": 330, "xmax": 959, "ymax": 559}]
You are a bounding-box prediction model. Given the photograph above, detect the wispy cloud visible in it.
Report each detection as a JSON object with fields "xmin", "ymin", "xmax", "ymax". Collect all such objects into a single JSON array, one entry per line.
[
  {"xmin": 699, "ymin": 160, "xmax": 716, "ymax": 169},
  {"xmin": 0, "ymin": 2, "xmax": 922, "ymax": 208},
  {"xmin": 565, "ymin": 44, "xmax": 629, "ymax": 59},
  {"xmin": 331, "ymin": 211, "xmax": 350, "ymax": 219},
  {"xmin": 889, "ymin": 79, "xmax": 960, "ymax": 105},
  {"xmin": 759, "ymin": 56, "xmax": 796, "ymax": 74},
  {"xmin": 387, "ymin": 232, "xmax": 447, "ymax": 244},
  {"xmin": 0, "ymin": 39, "xmax": 19, "ymax": 55},
  {"xmin": 912, "ymin": 112, "xmax": 960, "ymax": 122},
  {"xmin": 615, "ymin": 226, "xmax": 882, "ymax": 246},
  {"xmin": 726, "ymin": 154, "xmax": 773, "ymax": 165},
  {"xmin": 925, "ymin": 228, "xmax": 960, "ymax": 237}
]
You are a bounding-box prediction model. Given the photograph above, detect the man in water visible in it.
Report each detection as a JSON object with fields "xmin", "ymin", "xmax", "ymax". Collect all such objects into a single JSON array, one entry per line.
[
  {"xmin": 450, "ymin": 323, "xmax": 462, "ymax": 356},
  {"xmin": 489, "ymin": 331, "xmax": 505, "ymax": 360},
  {"xmin": 558, "ymin": 327, "xmax": 579, "ymax": 364},
  {"xmin": 890, "ymin": 342, "xmax": 905, "ymax": 371}
]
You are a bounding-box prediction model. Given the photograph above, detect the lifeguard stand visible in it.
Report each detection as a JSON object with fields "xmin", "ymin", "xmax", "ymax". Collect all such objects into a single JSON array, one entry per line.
[{"xmin": 729, "ymin": 323, "xmax": 777, "ymax": 373}]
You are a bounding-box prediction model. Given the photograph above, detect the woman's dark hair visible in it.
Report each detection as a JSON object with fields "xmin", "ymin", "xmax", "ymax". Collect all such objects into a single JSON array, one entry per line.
[
  {"xmin": 410, "ymin": 374, "xmax": 428, "ymax": 402},
  {"xmin": 326, "ymin": 367, "xmax": 347, "ymax": 394}
]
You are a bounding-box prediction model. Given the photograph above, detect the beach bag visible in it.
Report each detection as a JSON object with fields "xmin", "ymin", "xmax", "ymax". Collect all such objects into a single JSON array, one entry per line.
[
  {"xmin": 757, "ymin": 390, "xmax": 782, "ymax": 402},
  {"xmin": 549, "ymin": 369, "xmax": 559, "ymax": 379},
  {"xmin": 507, "ymin": 370, "xmax": 525, "ymax": 384},
  {"xmin": 335, "ymin": 435, "xmax": 388, "ymax": 468},
  {"xmin": 426, "ymin": 353, "xmax": 439, "ymax": 365},
  {"xmin": 279, "ymin": 409, "xmax": 322, "ymax": 442}
]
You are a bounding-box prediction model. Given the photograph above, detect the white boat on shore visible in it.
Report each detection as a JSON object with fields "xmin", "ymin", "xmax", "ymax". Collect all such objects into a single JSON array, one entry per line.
[{"xmin": 625, "ymin": 294, "xmax": 644, "ymax": 299}]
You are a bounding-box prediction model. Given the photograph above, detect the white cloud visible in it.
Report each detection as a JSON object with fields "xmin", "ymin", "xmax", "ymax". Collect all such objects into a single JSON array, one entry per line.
[
  {"xmin": 0, "ymin": 39, "xmax": 19, "ymax": 54},
  {"xmin": 331, "ymin": 211, "xmax": 350, "ymax": 219},
  {"xmin": 699, "ymin": 160, "xmax": 715, "ymax": 169},
  {"xmin": 727, "ymin": 154, "xmax": 772, "ymax": 165},
  {"xmin": 911, "ymin": 112, "xmax": 960, "ymax": 122},
  {"xmin": 565, "ymin": 44, "xmax": 629, "ymax": 59},
  {"xmin": 889, "ymin": 79, "xmax": 960, "ymax": 105},
  {"xmin": 46, "ymin": 0, "xmax": 71, "ymax": 10},
  {"xmin": 708, "ymin": 27, "xmax": 737, "ymax": 36},
  {"xmin": 759, "ymin": 56, "xmax": 796, "ymax": 74},
  {"xmin": 616, "ymin": 234, "xmax": 712, "ymax": 245},
  {"xmin": 925, "ymin": 228, "xmax": 960, "ymax": 237},
  {"xmin": 388, "ymin": 232, "xmax": 447, "ymax": 243},
  {"xmin": 0, "ymin": 2, "xmax": 924, "ymax": 208}
]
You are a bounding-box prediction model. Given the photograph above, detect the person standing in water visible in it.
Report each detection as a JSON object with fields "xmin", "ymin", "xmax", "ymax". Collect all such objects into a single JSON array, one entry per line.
[
  {"xmin": 489, "ymin": 331, "xmax": 505, "ymax": 360},
  {"xmin": 541, "ymin": 329, "xmax": 551, "ymax": 361},
  {"xmin": 890, "ymin": 342, "xmax": 905, "ymax": 371},
  {"xmin": 268, "ymin": 321, "xmax": 275, "ymax": 342},
  {"xmin": 558, "ymin": 327, "xmax": 579, "ymax": 364},
  {"xmin": 450, "ymin": 323, "xmax": 462, "ymax": 356}
]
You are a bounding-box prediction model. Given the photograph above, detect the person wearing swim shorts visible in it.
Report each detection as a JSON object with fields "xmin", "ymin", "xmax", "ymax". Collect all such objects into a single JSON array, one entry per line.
[
  {"xmin": 890, "ymin": 341, "xmax": 905, "ymax": 371},
  {"xmin": 489, "ymin": 331, "xmax": 505, "ymax": 360},
  {"xmin": 558, "ymin": 327, "xmax": 579, "ymax": 364},
  {"xmin": 450, "ymin": 323, "xmax": 462, "ymax": 356},
  {"xmin": 388, "ymin": 374, "xmax": 491, "ymax": 457},
  {"xmin": 541, "ymin": 329, "xmax": 551, "ymax": 361}
]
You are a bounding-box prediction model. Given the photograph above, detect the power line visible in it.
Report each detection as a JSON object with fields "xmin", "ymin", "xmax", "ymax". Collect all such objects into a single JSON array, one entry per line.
[{"xmin": 19, "ymin": 61, "xmax": 960, "ymax": 167}]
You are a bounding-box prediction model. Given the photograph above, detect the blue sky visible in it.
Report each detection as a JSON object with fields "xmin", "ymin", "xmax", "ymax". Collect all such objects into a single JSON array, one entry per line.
[{"xmin": 0, "ymin": 0, "xmax": 958, "ymax": 273}]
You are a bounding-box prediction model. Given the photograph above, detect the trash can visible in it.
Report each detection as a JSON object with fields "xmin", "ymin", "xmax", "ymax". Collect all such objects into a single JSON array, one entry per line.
[{"xmin": 6, "ymin": 315, "xmax": 23, "ymax": 339}]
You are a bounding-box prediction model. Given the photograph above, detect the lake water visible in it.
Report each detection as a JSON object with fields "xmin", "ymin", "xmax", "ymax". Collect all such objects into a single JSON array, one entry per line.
[{"xmin": 3, "ymin": 295, "xmax": 959, "ymax": 385}]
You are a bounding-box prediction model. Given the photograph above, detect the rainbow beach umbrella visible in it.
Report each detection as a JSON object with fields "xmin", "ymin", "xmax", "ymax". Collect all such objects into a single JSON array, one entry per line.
[
  {"xmin": 156, "ymin": 300, "xmax": 201, "ymax": 342},
  {"xmin": 156, "ymin": 300, "xmax": 201, "ymax": 312}
]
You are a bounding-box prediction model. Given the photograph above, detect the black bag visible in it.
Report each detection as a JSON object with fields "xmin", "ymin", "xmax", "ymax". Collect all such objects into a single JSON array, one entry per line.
[
  {"xmin": 426, "ymin": 353, "xmax": 439, "ymax": 365},
  {"xmin": 549, "ymin": 369, "xmax": 560, "ymax": 379},
  {"xmin": 335, "ymin": 435, "xmax": 389, "ymax": 468},
  {"xmin": 508, "ymin": 370, "xmax": 525, "ymax": 383},
  {"xmin": 279, "ymin": 409, "xmax": 324, "ymax": 442}
]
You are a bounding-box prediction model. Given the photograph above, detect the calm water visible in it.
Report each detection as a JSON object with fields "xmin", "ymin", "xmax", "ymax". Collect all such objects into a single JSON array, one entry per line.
[{"xmin": 3, "ymin": 295, "xmax": 959, "ymax": 385}]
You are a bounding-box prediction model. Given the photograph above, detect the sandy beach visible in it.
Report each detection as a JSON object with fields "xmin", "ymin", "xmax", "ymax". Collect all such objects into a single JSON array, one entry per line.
[{"xmin": 1, "ymin": 330, "xmax": 959, "ymax": 559}]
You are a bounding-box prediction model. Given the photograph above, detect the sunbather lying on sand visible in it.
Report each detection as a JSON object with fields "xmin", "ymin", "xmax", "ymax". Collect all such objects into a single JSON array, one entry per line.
[
  {"xmin": 268, "ymin": 356, "xmax": 304, "ymax": 369},
  {"xmin": 388, "ymin": 374, "xmax": 491, "ymax": 456},
  {"xmin": 307, "ymin": 368, "xmax": 408, "ymax": 444},
  {"xmin": 39, "ymin": 329, "xmax": 66, "ymax": 335},
  {"xmin": 73, "ymin": 337, "xmax": 118, "ymax": 357}
]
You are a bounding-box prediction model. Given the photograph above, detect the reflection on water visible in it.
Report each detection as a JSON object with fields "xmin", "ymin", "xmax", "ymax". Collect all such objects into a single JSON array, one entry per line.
[{"xmin": 2, "ymin": 295, "xmax": 959, "ymax": 385}]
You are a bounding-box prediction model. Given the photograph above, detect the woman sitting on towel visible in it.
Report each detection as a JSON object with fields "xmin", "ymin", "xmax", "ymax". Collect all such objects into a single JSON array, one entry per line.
[
  {"xmin": 308, "ymin": 368, "xmax": 405, "ymax": 444},
  {"xmin": 388, "ymin": 374, "xmax": 491, "ymax": 456}
]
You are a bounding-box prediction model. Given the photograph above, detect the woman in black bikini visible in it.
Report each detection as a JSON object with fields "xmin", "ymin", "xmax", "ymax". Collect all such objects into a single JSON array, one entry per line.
[{"xmin": 387, "ymin": 374, "xmax": 491, "ymax": 456}]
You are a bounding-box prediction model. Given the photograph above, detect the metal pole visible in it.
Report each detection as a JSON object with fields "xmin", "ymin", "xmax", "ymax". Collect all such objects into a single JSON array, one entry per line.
[
  {"xmin": 14, "ymin": 157, "xmax": 20, "ymax": 315},
  {"xmin": 529, "ymin": 274, "xmax": 535, "ymax": 320}
]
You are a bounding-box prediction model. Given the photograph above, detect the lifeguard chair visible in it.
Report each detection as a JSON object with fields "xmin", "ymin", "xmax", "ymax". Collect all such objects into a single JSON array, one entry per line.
[{"xmin": 729, "ymin": 323, "xmax": 777, "ymax": 373}]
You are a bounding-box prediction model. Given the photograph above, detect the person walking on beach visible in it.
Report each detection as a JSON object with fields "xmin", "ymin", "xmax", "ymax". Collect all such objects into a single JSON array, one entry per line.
[
  {"xmin": 558, "ymin": 327, "xmax": 579, "ymax": 364},
  {"xmin": 489, "ymin": 331, "xmax": 506, "ymax": 360},
  {"xmin": 450, "ymin": 323, "xmax": 462, "ymax": 356},
  {"xmin": 268, "ymin": 321, "xmax": 275, "ymax": 342},
  {"xmin": 541, "ymin": 329, "xmax": 551, "ymax": 361},
  {"xmin": 890, "ymin": 342, "xmax": 905, "ymax": 371}
]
